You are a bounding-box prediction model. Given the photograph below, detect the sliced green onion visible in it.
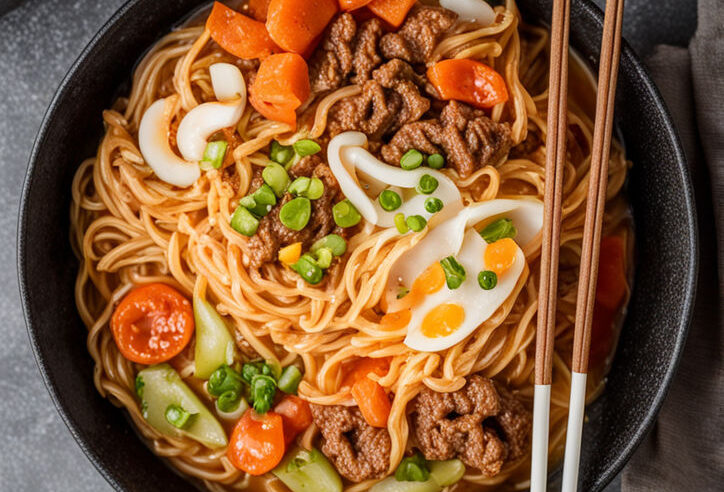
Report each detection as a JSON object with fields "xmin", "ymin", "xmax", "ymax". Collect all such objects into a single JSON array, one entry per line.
[
  {"xmin": 200, "ymin": 141, "xmax": 228, "ymax": 170},
  {"xmin": 288, "ymin": 177, "xmax": 311, "ymax": 196},
  {"xmin": 406, "ymin": 215, "xmax": 427, "ymax": 232},
  {"xmin": 263, "ymin": 162, "xmax": 291, "ymax": 197},
  {"xmin": 216, "ymin": 390, "xmax": 242, "ymax": 413},
  {"xmin": 293, "ymin": 139, "xmax": 322, "ymax": 157},
  {"xmin": 292, "ymin": 254, "xmax": 324, "ymax": 285},
  {"xmin": 306, "ymin": 178, "xmax": 324, "ymax": 200},
  {"xmin": 278, "ymin": 366, "xmax": 303, "ymax": 394},
  {"xmin": 424, "ymin": 197, "xmax": 444, "ymax": 213},
  {"xmin": 208, "ymin": 365, "xmax": 244, "ymax": 397},
  {"xmin": 426, "ymin": 153, "xmax": 445, "ymax": 169},
  {"xmin": 165, "ymin": 404, "xmax": 196, "ymax": 430},
  {"xmin": 251, "ymin": 374, "xmax": 277, "ymax": 414},
  {"xmin": 378, "ymin": 189, "xmax": 402, "ymax": 211},
  {"xmin": 241, "ymin": 184, "xmax": 277, "ymax": 217},
  {"xmin": 230, "ymin": 205, "xmax": 259, "ymax": 236},
  {"xmin": 480, "ymin": 218, "xmax": 517, "ymax": 243},
  {"xmin": 241, "ymin": 362, "xmax": 261, "ymax": 385},
  {"xmin": 280, "ymin": 197, "xmax": 312, "ymax": 231},
  {"xmin": 397, "ymin": 287, "xmax": 410, "ymax": 299},
  {"xmin": 135, "ymin": 375, "xmax": 145, "ymax": 398},
  {"xmin": 478, "ymin": 270, "xmax": 498, "ymax": 290},
  {"xmin": 400, "ymin": 149, "xmax": 424, "ymax": 170},
  {"xmin": 440, "ymin": 256, "xmax": 466, "ymax": 289},
  {"xmin": 416, "ymin": 174, "xmax": 439, "ymax": 194},
  {"xmin": 395, "ymin": 453, "xmax": 430, "ymax": 482},
  {"xmin": 270, "ymin": 140, "xmax": 294, "ymax": 165},
  {"xmin": 314, "ymin": 247, "xmax": 334, "ymax": 269},
  {"xmin": 310, "ymin": 234, "xmax": 347, "ymax": 256},
  {"xmin": 216, "ymin": 395, "xmax": 249, "ymax": 420},
  {"xmin": 394, "ymin": 213, "xmax": 409, "ymax": 234},
  {"xmin": 332, "ymin": 199, "xmax": 361, "ymax": 228}
]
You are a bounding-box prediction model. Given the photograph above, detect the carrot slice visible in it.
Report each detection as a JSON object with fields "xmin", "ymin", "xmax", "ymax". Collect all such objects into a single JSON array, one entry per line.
[
  {"xmin": 427, "ymin": 59, "xmax": 509, "ymax": 109},
  {"xmin": 249, "ymin": 53, "xmax": 311, "ymax": 126},
  {"xmin": 206, "ymin": 1, "xmax": 279, "ymax": 60},
  {"xmin": 340, "ymin": 0, "xmax": 373, "ymax": 11},
  {"xmin": 366, "ymin": 0, "xmax": 416, "ymax": 28},
  {"xmin": 341, "ymin": 357, "xmax": 391, "ymax": 388},
  {"xmin": 351, "ymin": 377, "xmax": 391, "ymax": 428},
  {"xmin": 274, "ymin": 395, "xmax": 313, "ymax": 444},
  {"xmin": 248, "ymin": 0, "xmax": 272, "ymax": 21},
  {"xmin": 266, "ymin": 0, "xmax": 339, "ymax": 54},
  {"xmin": 111, "ymin": 283, "xmax": 194, "ymax": 364},
  {"xmin": 227, "ymin": 409, "xmax": 286, "ymax": 475}
]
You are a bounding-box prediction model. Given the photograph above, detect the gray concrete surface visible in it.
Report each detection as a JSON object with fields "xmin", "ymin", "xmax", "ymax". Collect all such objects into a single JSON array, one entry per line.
[{"xmin": 0, "ymin": 0, "xmax": 693, "ymax": 491}]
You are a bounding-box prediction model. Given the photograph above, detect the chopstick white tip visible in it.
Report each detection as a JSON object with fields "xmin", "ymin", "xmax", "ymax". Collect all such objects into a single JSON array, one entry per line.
[
  {"xmin": 561, "ymin": 371, "xmax": 588, "ymax": 492},
  {"xmin": 531, "ymin": 384, "xmax": 552, "ymax": 492}
]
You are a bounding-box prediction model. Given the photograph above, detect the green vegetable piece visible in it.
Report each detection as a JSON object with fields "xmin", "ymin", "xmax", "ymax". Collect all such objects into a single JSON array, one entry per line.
[
  {"xmin": 379, "ymin": 189, "xmax": 402, "ymax": 211},
  {"xmin": 397, "ymin": 287, "xmax": 410, "ymax": 299},
  {"xmin": 395, "ymin": 453, "xmax": 430, "ymax": 482},
  {"xmin": 165, "ymin": 403, "xmax": 196, "ymax": 430},
  {"xmin": 251, "ymin": 374, "xmax": 277, "ymax": 414},
  {"xmin": 193, "ymin": 296, "xmax": 236, "ymax": 379},
  {"xmin": 293, "ymin": 139, "xmax": 322, "ymax": 157},
  {"xmin": 369, "ymin": 477, "xmax": 440, "ymax": 492},
  {"xmin": 273, "ymin": 447, "xmax": 343, "ymax": 492},
  {"xmin": 291, "ymin": 254, "xmax": 324, "ymax": 285},
  {"xmin": 332, "ymin": 199, "xmax": 362, "ymax": 228},
  {"xmin": 280, "ymin": 197, "xmax": 312, "ymax": 231},
  {"xmin": 400, "ymin": 149, "xmax": 424, "ymax": 170},
  {"xmin": 406, "ymin": 215, "xmax": 427, "ymax": 232},
  {"xmin": 416, "ymin": 175, "xmax": 439, "ymax": 195},
  {"xmin": 288, "ymin": 176, "xmax": 311, "ymax": 196},
  {"xmin": 136, "ymin": 364, "xmax": 227, "ymax": 449},
  {"xmin": 310, "ymin": 234, "xmax": 347, "ymax": 256},
  {"xmin": 315, "ymin": 247, "xmax": 334, "ymax": 269},
  {"xmin": 200, "ymin": 141, "xmax": 228, "ymax": 170},
  {"xmin": 271, "ymin": 140, "xmax": 294, "ymax": 165},
  {"xmin": 263, "ymin": 162, "xmax": 291, "ymax": 197},
  {"xmin": 241, "ymin": 362, "xmax": 261, "ymax": 385},
  {"xmin": 426, "ymin": 153, "xmax": 445, "ymax": 170},
  {"xmin": 428, "ymin": 459, "xmax": 465, "ymax": 487},
  {"xmin": 230, "ymin": 205, "xmax": 259, "ymax": 236},
  {"xmin": 480, "ymin": 218, "xmax": 517, "ymax": 243},
  {"xmin": 216, "ymin": 395, "xmax": 249, "ymax": 420},
  {"xmin": 135, "ymin": 375, "xmax": 145, "ymax": 397},
  {"xmin": 395, "ymin": 213, "xmax": 409, "ymax": 234},
  {"xmin": 278, "ymin": 365, "xmax": 303, "ymax": 394},
  {"xmin": 216, "ymin": 390, "xmax": 241, "ymax": 413},
  {"xmin": 306, "ymin": 177, "xmax": 324, "ymax": 200},
  {"xmin": 424, "ymin": 197, "xmax": 444, "ymax": 214},
  {"xmin": 207, "ymin": 364, "xmax": 244, "ymax": 397},
  {"xmin": 440, "ymin": 256, "xmax": 466, "ymax": 289},
  {"xmin": 265, "ymin": 359, "xmax": 283, "ymax": 380},
  {"xmin": 478, "ymin": 270, "xmax": 498, "ymax": 290}
]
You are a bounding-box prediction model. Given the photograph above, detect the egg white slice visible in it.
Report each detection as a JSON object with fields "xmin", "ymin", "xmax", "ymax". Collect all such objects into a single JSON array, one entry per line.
[
  {"xmin": 404, "ymin": 229, "xmax": 525, "ymax": 352},
  {"xmin": 327, "ymin": 131, "xmax": 464, "ymax": 228}
]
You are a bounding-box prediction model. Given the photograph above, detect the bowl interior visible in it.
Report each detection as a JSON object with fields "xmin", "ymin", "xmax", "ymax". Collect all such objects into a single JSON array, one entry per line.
[{"xmin": 18, "ymin": 0, "xmax": 696, "ymax": 491}]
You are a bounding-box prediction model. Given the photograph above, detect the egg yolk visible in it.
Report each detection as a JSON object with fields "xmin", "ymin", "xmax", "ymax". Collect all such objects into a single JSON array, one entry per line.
[
  {"xmin": 484, "ymin": 237, "xmax": 518, "ymax": 276},
  {"xmin": 421, "ymin": 303, "xmax": 466, "ymax": 338},
  {"xmin": 412, "ymin": 262, "xmax": 446, "ymax": 295},
  {"xmin": 380, "ymin": 309, "xmax": 412, "ymax": 330}
]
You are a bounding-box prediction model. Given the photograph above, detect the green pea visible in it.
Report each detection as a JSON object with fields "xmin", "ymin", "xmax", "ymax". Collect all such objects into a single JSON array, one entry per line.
[
  {"xmin": 311, "ymin": 234, "xmax": 347, "ymax": 257},
  {"xmin": 440, "ymin": 256, "xmax": 466, "ymax": 289},
  {"xmin": 427, "ymin": 153, "xmax": 445, "ymax": 169},
  {"xmin": 293, "ymin": 139, "xmax": 322, "ymax": 157},
  {"xmin": 306, "ymin": 178, "xmax": 324, "ymax": 200},
  {"xmin": 416, "ymin": 174, "xmax": 439, "ymax": 194},
  {"xmin": 314, "ymin": 247, "xmax": 333, "ymax": 269},
  {"xmin": 288, "ymin": 177, "xmax": 311, "ymax": 196},
  {"xmin": 230, "ymin": 205, "xmax": 259, "ymax": 236},
  {"xmin": 279, "ymin": 197, "xmax": 311, "ymax": 231},
  {"xmin": 263, "ymin": 162, "xmax": 290, "ymax": 197},
  {"xmin": 394, "ymin": 213, "xmax": 409, "ymax": 234},
  {"xmin": 424, "ymin": 197, "xmax": 444, "ymax": 213},
  {"xmin": 480, "ymin": 218, "xmax": 517, "ymax": 243},
  {"xmin": 478, "ymin": 270, "xmax": 498, "ymax": 290},
  {"xmin": 378, "ymin": 189, "xmax": 402, "ymax": 211},
  {"xmin": 270, "ymin": 141, "xmax": 294, "ymax": 165},
  {"xmin": 406, "ymin": 215, "xmax": 427, "ymax": 232},
  {"xmin": 291, "ymin": 254, "xmax": 324, "ymax": 285},
  {"xmin": 332, "ymin": 199, "xmax": 361, "ymax": 228},
  {"xmin": 400, "ymin": 149, "xmax": 424, "ymax": 170}
]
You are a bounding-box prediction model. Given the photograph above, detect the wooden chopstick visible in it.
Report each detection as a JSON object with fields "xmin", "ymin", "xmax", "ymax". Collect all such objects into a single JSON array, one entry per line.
[
  {"xmin": 530, "ymin": 1, "xmax": 571, "ymax": 491},
  {"xmin": 562, "ymin": 0, "xmax": 626, "ymax": 491}
]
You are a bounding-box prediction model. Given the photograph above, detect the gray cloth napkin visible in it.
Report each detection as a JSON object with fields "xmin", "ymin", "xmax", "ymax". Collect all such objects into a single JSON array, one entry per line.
[{"xmin": 622, "ymin": 0, "xmax": 724, "ymax": 490}]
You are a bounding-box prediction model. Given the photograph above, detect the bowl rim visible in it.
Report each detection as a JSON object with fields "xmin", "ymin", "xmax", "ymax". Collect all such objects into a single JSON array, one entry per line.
[{"xmin": 16, "ymin": 0, "xmax": 698, "ymax": 490}]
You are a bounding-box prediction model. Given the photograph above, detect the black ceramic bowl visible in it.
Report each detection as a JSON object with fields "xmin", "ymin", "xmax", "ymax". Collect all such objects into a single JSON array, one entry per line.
[{"xmin": 18, "ymin": 0, "xmax": 697, "ymax": 490}]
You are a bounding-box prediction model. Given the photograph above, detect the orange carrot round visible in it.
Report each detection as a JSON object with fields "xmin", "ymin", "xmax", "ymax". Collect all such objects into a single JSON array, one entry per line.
[
  {"xmin": 266, "ymin": 0, "xmax": 339, "ymax": 54},
  {"xmin": 206, "ymin": 1, "xmax": 279, "ymax": 60},
  {"xmin": 248, "ymin": 0, "xmax": 272, "ymax": 21},
  {"xmin": 110, "ymin": 283, "xmax": 194, "ymax": 365},
  {"xmin": 274, "ymin": 395, "xmax": 313, "ymax": 444},
  {"xmin": 227, "ymin": 409, "xmax": 286, "ymax": 475},
  {"xmin": 340, "ymin": 0, "xmax": 373, "ymax": 11},
  {"xmin": 341, "ymin": 357, "xmax": 391, "ymax": 388},
  {"xmin": 351, "ymin": 376, "xmax": 391, "ymax": 428},
  {"xmin": 427, "ymin": 59, "xmax": 509, "ymax": 109},
  {"xmin": 249, "ymin": 53, "xmax": 311, "ymax": 127},
  {"xmin": 367, "ymin": 0, "xmax": 416, "ymax": 28}
]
